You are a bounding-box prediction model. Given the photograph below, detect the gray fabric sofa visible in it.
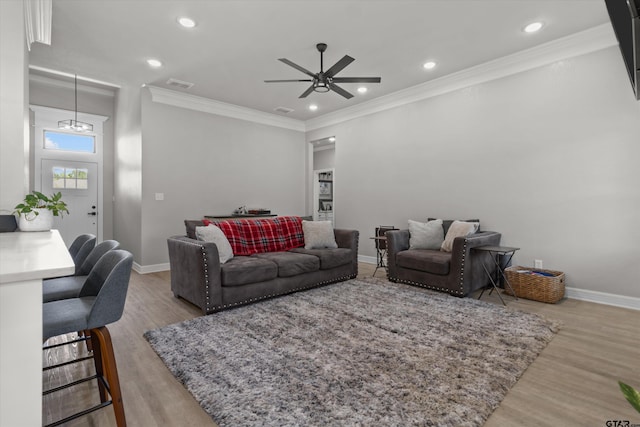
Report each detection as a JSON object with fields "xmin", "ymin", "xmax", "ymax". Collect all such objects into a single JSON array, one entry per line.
[
  {"xmin": 167, "ymin": 220, "xmax": 359, "ymax": 314},
  {"xmin": 386, "ymin": 220, "xmax": 501, "ymax": 297}
]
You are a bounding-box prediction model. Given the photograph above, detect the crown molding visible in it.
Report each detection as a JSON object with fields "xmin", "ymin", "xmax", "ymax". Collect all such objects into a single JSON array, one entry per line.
[
  {"xmin": 29, "ymin": 74, "xmax": 117, "ymax": 97},
  {"xmin": 148, "ymin": 86, "xmax": 306, "ymax": 132},
  {"xmin": 305, "ymin": 24, "xmax": 618, "ymax": 131},
  {"xmin": 24, "ymin": 0, "xmax": 52, "ymax": 50}
]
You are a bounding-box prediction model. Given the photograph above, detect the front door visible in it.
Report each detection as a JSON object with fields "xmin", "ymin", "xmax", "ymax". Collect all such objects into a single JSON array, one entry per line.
[{"xmin": 41, "ymin": 159, "xmax": 98, "ymax": 246}]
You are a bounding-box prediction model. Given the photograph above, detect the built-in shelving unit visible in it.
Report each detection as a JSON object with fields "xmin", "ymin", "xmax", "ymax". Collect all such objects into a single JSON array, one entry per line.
[{"xmin": 314, "ymin": 168, "xmax": 334, "ymax": 226}]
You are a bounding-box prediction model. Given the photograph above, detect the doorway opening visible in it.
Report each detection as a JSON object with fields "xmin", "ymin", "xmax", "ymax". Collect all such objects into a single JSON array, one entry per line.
[
  {"xmin": 310, "ymin": 136, "xmax": 335, "ymax": 226},
  {"xmin": 31, "ymin": 105, "xmax": 108, "ymax": 245}
]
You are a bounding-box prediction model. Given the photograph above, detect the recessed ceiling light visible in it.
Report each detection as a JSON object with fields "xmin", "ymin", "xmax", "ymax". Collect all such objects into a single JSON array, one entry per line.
[
  {"xmin": 328, "ymin": 137, "xmax": 336, "ymax": 142},
  {"xmin": 178, "ymin": 17, "xmax": 196, "ymax": 28},
  {"xmin": 309, "ymin": 104, "xmax": 318, "ymax": 111},
  {"xmin": 357, "ymin": 87, "xmax": 368, "ymax": 94},
  {"xmin": 423, "ymin": 61, "xmax": 437, "ymax": 70},
  {"xmin": 524, "ymin": 22, "xmax": 544, "ymax": 33},
  {"xmin": 147, "ymin": 59, "xmax": 163, "ymax": 68}
]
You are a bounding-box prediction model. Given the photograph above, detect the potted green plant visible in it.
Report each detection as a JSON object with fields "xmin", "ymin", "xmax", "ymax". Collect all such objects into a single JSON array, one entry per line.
[{"xmin": 13, "ymin": 191, "xmax": 69, "ymax": 232}]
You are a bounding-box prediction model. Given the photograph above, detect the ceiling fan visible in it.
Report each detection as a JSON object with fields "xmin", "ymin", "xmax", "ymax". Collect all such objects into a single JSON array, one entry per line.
[{"xmin": 264, "ymin": 43, "xmax": 381, "ymax": 99}]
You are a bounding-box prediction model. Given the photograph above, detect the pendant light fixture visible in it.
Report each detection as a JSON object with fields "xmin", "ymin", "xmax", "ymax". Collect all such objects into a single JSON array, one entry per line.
[{"xmin": 58, "ymin": 74, "xmax": 93, "ymax": 132}]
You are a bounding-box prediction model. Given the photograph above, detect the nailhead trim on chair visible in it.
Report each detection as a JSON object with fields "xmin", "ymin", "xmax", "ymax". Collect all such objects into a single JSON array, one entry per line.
[{"xmin": 388, "ymin": 238, "xmax": 469, "ymax": 297}]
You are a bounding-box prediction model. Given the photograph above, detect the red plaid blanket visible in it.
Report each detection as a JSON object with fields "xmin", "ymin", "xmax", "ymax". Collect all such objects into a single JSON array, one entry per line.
[{"xmin": 202, "ymin": 216, "xmax": 304, "ymax": 256}]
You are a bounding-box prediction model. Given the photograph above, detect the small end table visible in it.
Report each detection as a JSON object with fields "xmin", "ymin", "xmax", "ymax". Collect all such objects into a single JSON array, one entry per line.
[
  {"xmin": 370, "ymin": 236, "xmax": 388, "ymax": 276},
  {"xmin": 473, "ymin": 245, "xmax": 519, "ymax": 305}
]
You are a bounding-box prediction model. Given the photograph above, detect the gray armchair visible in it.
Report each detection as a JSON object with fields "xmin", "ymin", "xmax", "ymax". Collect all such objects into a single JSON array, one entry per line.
[{"xmin": 386, "ymin": 224, "xmax": 501, "ymax": 297}]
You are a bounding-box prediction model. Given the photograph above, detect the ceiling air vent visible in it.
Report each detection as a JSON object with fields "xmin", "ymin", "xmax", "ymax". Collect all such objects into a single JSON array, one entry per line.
[
  {"xmin": 274, "ymin": 107, "xmax": 294, "ymax": 114},
  {"xmin": 166, "ymin": 78, "xmax": 194, "ymax": 89}
]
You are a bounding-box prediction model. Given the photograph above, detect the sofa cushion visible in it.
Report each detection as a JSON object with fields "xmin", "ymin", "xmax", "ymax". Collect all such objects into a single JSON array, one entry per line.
[
  {"xmin": 289, "ymin": 248, "xmax": 352, "ymax": 270},
  {"xmin": 195, "ymin": 224, "xmax": 234, "ymax": 263},
  {"xmin": 395, "ymin": 249, "xmax": 451, "ymax": 275},
  {"xmin": 302, "ymin": 220, "xmax": 338, "ymax": 249},
  {"xmin": 185, "ymin": 219, "xmax": 205, "ymax": 239},
  {"xmin": 253, "ymin": 252, "xmax": 320, "ymax": 277},
  {"xmin": 408, "ymin": 219, "xmax": 444, "ymax": 250},
  {"xmin": 220, "ymin": 256, "xmax": 278, "ymax": 287}
]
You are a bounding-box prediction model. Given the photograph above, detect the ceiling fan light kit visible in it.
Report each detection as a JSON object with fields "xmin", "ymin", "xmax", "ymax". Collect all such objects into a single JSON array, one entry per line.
[{"xmin": 264, "ymin": 43, "xmax": 381, "ymax": 99}]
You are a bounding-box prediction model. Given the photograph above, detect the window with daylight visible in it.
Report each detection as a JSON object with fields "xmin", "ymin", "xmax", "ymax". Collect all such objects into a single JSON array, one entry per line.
[
  {"xmin": 52, "ymin": 167, "xmax": 88, "ymax": 190},
  {"xmin": 44, "ymin": 130, "xmax": 95, "ymax": 153}
]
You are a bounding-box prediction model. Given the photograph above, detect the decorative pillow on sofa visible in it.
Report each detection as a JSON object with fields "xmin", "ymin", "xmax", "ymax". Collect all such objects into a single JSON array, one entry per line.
[
  {"xmin": 440, "ymin": 220, "xmax": 480, "ymax": 252},
  {"xmin": 408, "ymin": 219, "xmax": 444, "ymax": 250},
  {"xmin": 302, "ymin": 220, "xmax": 338, "ymax": 249},
  {"xmin": 195, "ymin": 224, "xmax": 234, "ymax": 263}
]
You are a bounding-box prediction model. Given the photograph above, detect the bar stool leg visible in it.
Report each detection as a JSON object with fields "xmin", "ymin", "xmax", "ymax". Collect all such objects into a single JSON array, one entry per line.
[{"xmin": 91, "ymin": 326, "xmax": 127, "ymax": 427}]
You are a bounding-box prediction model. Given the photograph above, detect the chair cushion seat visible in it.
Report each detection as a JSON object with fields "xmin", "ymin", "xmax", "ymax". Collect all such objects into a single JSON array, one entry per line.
[
  {"xmin": 396, "ymin": 249, "xmax": 451, "ymax": 275},
  {"xmin": 43, "ymin": 276, "xmax": 87, "ymax": 303},
  {"xmin": 43, "ymin": 297, "xmax": 95, "ymax": 340},
  {"xmin": 221, "ymin": 256, "xmax": 278, "ymax": 287},
  {"xmin": 253, "ymin": 252, "xmax": 320, "ymax": 277},
  {"xmin": 289, "ymin": 248, "xmax": 352, "ymax": 270}
]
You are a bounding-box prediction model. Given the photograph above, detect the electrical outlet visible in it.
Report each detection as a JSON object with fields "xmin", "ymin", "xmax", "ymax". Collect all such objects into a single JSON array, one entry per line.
[{"xmin": 534, "ymin": 259, "xmax": 543, "ymax": 269}]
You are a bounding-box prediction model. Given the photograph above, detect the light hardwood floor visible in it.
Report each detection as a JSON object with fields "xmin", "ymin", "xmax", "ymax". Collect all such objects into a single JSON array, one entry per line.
[{"xmin": 43, "ymin": 263, "xmax": 640, "ymax": 426}]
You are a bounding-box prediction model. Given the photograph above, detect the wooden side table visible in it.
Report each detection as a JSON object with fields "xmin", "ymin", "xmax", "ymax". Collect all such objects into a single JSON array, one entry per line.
[{"xmin": 473, "ymin": 245, "xmax": 519, "ymax": 305}]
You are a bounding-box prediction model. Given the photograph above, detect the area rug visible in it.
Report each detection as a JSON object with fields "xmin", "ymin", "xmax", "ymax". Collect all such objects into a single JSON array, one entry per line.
[{"xmin": 144, "ymin": 277, "xmax": 559, "ymax": 427}]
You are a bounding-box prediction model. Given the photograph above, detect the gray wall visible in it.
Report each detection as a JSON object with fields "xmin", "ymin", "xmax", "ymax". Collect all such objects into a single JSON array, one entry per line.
[
  {"xmin": 29, "ymin": 78, "xmax": 116, "ymax": 240},
  {"xmin": 139, "ymin": 88, "xmax": 307, "ymax": 266},
  {"xmin": 307, "ymin": 46, "xmax": 640, "ymax": 299},
  {"xmin": 313, "ymin": 147, "xmax": 335, "ymax": 170},
  {"xmin": 113, "ymin": 84, "xmax": 143, "ymax": 261}
]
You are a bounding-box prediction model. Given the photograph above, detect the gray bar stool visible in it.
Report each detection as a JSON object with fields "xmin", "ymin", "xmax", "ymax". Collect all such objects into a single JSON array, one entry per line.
[
  {"xmin": 70, "ymin": 234, "xmax": 97, "ymax": 275},
  {"xmin": 43, "ymin": 249, "xmax": 133, "ymax": 427},
  {"xmin": 44, "ymin": 240, "xmax": 120, "ymax": 303}
]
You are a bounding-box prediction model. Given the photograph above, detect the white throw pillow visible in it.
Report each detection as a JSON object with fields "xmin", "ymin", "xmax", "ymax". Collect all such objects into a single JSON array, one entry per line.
[
  {"xmin": 302, "ymin": 220, "xmax": 338, "ymax": 249},
  {"xmin": 195, "ymin": 224, "xmax": 234, "ymax": 263},
  {"xmin": 440, "ymin": 220, "xmax": 480, "ymax": 252},
  {"xmin": 408, "ymin": 219, "xmax": 444, "ymax": 250}
]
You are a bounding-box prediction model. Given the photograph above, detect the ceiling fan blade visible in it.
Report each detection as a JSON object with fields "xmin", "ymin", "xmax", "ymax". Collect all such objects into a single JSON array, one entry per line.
[
  {"xmin": 278, "ymin": 58, "xmax": 316, "ymax": 78},
  {"xmin": 325, "ymin": 55, "xmax": 355, "ymax": 78},
  {"xmin": 331, "ymin": 77, "xmax": 381, "ymax": 83},
  {"xmin": 328, "ymin": 82, "xmax": 354, "ymax": 99},
  {"xmin": 299, "ymin": 84, "xmax": 315, "ymax": 98},
  {"xmin": 264, "ymin": 79, "xmax": 314, "ymax": 83}
]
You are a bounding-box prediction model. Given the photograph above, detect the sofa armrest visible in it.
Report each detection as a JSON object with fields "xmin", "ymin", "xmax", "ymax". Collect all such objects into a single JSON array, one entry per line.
[
  {"xmin": 450, "ymin": 231, "xmax": 502, "ymax": 296},
  {"xmin": 334, "ymin": 229, "xmax": 359, "ymax": 274},
  {"xmin": 386, "ymin": 229, "xmax": 410, "ymax": 279},
  {"xmin": 167, "ymin": 236, "xmax": 223, "ymax": 314}
]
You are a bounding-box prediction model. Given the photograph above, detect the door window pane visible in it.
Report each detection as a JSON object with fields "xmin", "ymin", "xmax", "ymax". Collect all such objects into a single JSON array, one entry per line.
[
  {"xmin": 52, "ymin": 167, "xmax": 89, "ymax": 190},
  {"xmin": 44, "ymin": 131, "xmax": 95, "ymax": 153}
]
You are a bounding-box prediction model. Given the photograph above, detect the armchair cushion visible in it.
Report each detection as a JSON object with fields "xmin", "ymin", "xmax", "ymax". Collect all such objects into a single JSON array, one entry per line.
[
  {"xmin": 441, "ymin": 220, "xmax": 480, "ymax": 252},
  {"xmin": 396, "ymin": 249, "xmax": 451, "ymax": 275},
  {"xmin": 408, "ymin": 219, "xmax": 444, "ymax": 250}
]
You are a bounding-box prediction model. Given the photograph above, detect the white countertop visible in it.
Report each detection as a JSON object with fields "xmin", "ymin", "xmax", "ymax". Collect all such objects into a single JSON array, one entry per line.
[{"xmin": 0, "ymin": 230, "xmax": 75, "ymax": 284}]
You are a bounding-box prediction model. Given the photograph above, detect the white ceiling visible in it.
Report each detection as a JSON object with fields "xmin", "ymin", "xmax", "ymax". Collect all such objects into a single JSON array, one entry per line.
[{"xmin": 29, "ymin": 0, "xmax": 611, "ymax": 121}]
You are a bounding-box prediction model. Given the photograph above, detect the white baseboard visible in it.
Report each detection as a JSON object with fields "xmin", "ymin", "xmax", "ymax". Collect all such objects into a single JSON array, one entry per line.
[
  {"xmin": 133, "ymin": 262, "xmax": 170, "ymax": 274},
  {"xmin": 565, "ymin": 286, "xmax": 640, "ymax": 311},
  {"xmin": 358, "ymin": 255, "xmax": 377, "ymax": 265},
  {"xmin": 359, "ymin": 256, "xmax": 639, "ymax": 311}
]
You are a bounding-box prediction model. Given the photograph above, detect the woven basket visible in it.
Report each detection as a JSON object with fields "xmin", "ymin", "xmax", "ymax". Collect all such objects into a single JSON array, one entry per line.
[{"xmin": 504, "ymin": 266, "xmax": 565, "ymax": 304}]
